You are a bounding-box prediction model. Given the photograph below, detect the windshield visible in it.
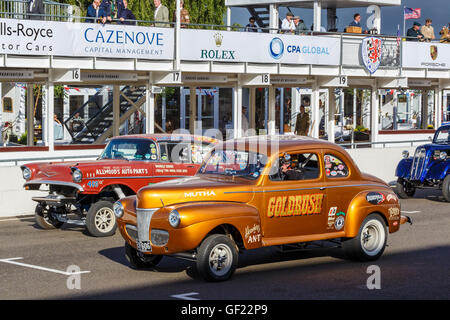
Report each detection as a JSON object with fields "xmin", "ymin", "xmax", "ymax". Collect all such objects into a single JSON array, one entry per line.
[
  {"xmin": 199, "ymin": 149, "xmax": 267, "ymax": 180},
  {"xmin": 100, "ymin": 139, "xmax": 158, "ymax": 161},
  {"xmin": 433, "ymin": 128, "xmax": 450, "ymax": 145}
]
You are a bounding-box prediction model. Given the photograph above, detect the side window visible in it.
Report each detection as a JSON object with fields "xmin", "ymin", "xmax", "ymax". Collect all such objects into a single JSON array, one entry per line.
[
  {"xmin": 270, "ymin": 152, "xmax": 320, "ymax": 181},
  {"xmin": 324, "ymin": 154, "xmax": 349, "ymax": 178}
]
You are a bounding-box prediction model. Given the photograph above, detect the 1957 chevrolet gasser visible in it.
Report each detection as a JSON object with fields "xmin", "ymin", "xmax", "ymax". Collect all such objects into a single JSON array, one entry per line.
[
  {"xmin": 115, "ymin": 136, "xmax": 410, "ymax": 281},
  {"xmin": 21, "ymin": 134, "xmax": 217, "ymax": 237}
]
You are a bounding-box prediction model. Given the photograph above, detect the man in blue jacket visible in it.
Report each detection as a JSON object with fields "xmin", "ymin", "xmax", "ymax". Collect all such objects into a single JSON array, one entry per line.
[{"xmin": 86, "ymin": 0, "xmax": 106, "ymax": 23}]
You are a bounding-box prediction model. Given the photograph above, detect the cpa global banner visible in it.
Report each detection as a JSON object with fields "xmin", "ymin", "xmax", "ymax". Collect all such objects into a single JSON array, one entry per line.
[
  {"xmin": 0, "ymin": 18, "xmax": 174, "ymax": 60},
  {"xmin": 402, "ymin": 42, "xmax": 450, "ymax": 69},
  {"xmin": 180, "ymin": 29, "xmax": 341, "ymax": 65}
]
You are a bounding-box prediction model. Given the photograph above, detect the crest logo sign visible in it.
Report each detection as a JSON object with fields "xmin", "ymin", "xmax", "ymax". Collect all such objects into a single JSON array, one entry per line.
[
  {"xmin": 361, "ymin": 37, "xmax": 382, "ymax": 74},
  {"xmin": 430, "ymin": 45, "xmax": 438, "ymax": 60}
]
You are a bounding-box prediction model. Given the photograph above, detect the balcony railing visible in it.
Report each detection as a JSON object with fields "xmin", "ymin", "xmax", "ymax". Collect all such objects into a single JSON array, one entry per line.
[{"xmin": 0, "ymin": 0, "xmax": 73, "ymax": 21}]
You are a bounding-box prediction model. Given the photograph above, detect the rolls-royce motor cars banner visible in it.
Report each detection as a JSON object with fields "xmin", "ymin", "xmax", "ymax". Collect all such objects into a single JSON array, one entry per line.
[{"xmin": 0, "ymin": 18, "xmax": 174, "ymax": 60}]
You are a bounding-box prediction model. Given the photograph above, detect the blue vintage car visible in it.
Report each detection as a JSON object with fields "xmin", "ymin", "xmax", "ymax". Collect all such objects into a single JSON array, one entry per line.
[{"xmin": 394, "ymin": 124, "xmax": 450, "ymax": 201}]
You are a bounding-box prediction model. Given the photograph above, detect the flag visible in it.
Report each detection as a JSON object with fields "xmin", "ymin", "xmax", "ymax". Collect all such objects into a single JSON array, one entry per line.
[{"xmin": 404, "ymin": 7, "xmax": 421, "ymax": 20}]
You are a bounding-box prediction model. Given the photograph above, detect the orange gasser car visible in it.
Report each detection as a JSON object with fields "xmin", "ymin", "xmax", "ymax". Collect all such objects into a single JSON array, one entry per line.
[{"xmin": 115, "ymin": 136, "xmax": 410, "ymax": 282}]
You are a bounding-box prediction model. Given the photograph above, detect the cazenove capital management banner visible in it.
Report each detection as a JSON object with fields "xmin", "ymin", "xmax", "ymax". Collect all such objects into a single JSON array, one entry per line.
[
  {"xmin": 0, "ymin": 18, "xmax": 174, "ymax": 60},
  {"xmin": 402, "ymin": 42, "xmax": 450, "ymax": 69},
  {"xmin": 180, "ymin": 29, "xmax": 342, "ymax": 65}
]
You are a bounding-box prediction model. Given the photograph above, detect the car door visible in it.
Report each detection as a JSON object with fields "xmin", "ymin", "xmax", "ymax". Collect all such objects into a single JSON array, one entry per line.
[{"xmin": 261, "ymin": 150, "xmax": 326, "ymax": 240}]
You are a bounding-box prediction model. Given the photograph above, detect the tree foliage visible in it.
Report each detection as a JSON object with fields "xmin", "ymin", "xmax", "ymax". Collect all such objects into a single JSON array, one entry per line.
[{"xmin": 53, "ymin": 0, "xmax": 226, "ymax": 25}]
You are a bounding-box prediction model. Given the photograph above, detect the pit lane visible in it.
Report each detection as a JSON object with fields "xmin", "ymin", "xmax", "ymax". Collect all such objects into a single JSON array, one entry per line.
[{"xmin": 0, "ymin": 189, "xmax": 448, "ymax": 300}]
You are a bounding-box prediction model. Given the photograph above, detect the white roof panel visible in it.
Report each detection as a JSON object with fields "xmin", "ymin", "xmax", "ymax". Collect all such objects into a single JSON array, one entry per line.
[{"xmin": 225, "ymin": 0, "xmax": 401, "ymax": 8}]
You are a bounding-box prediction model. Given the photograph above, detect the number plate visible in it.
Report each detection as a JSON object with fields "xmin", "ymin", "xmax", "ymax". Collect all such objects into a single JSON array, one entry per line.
[{"xmin": 136, "ymin": 240, "xmax": 152, "ymax": 253}]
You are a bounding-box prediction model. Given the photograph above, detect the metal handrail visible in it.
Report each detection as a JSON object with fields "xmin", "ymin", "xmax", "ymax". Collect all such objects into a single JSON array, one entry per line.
[{"xmin": 340, "ymin": 139, "xmax": 430, "ymax": 149}]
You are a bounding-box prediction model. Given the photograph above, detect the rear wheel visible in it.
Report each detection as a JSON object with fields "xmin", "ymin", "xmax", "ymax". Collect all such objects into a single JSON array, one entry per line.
[
  {"xmin": 442, "ymin": 175, "xmax": 450, "ymax": 202},
  {"xmin": 34, "ymin": 204, "xmax": 64, "ymax": 229},
  {"xmin": 86, "ymin": 200, "xmax": 117, "ymax": 237},
  {"xmin": 125, "ymin": 242, "xmax": 162, "ymax": 269},
  {"xmin": 394, "ymin": 178, "xmax": 416, "ymax": 199},
  {"xmin": 196, "ymin": 234, "xmax": 238, "ymax": 282},
  {"xmin": 342, "ymin": 214, "xmax": 387, "ymax": 262}
]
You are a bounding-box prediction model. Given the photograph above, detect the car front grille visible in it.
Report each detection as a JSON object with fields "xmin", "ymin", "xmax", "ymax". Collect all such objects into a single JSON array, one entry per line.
[
  {"xmin": 410, "ymin": 148, "xmax": 427, "ymax": 180},
  {"xmin": 136, "ymin": 208, "xmax": 158, "ymax": 242}
]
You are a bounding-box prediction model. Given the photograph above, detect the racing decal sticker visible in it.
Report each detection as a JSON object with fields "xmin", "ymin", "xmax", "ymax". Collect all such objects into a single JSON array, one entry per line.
[
  {"xmin": 388, "ymin": 207, "xmax": 400, "ymax": 220},
  {"xmin": 184, "ymin": 190, "xmax": 217, "ymax": 198},
  {"xmin": 267, "ymin": 193, "xmax": 324, "ymax": 218},
  {"xmin": 244, "ymin": 224, "xmax": 261, "ymax": 244},
  {"xmin": 95, "ymin": 168, "xmax": 149, "ymax": 175},
  {"xmin": 327, "ymin": 207, "xmax": 346, "ymax": 230},
  {"xmin": 155, "ymin": 164, "xmax": 188, "ymax": 174},
  {"xmin": 386, "ymin": 193, "xmax": 398, "ymax": 203},
  {"xmin": 366, "ymin": 192, "xmax": 385, "ymax": 205}
]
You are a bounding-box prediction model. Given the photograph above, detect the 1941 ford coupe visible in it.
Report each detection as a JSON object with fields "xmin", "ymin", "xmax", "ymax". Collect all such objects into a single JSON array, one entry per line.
[
  {"xmin": 21, "ymin": 134, "xmax": 217, "ymax": 237},
  {"xmin": 115, "ymin": 136, "xmax": 410, "ymax": 281}
]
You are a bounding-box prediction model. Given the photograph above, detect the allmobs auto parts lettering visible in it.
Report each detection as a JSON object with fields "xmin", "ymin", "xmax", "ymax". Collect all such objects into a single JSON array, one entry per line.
[{"xmin": 267, "ymin": 193, "xmax": 324, "ymax": 217}]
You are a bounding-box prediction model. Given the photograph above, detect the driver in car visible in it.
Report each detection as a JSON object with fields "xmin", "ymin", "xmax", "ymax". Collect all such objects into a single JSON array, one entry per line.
[{"xmin": 280, "ymin": 154, "xmax": 304, "ymax": 180}]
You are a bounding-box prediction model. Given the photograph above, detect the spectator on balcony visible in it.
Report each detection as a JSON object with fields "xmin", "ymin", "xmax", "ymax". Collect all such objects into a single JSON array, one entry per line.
[
  {"xmin": 349, "ymin": 13, "xmax": 362, "ymax": 28},
  {"xmin": 118, "ymin": 0, "xmax": 136, "ymax": 25},
  {"xmin": 439, "ymin": 24, "xmax": 450, "ymax": 43},
  {"xmin": 116, "ymin": 0, "xmax": 125, "ymax": 18},
  {"xmin": 406, "ymin": 22, "xmax": 424, "ymax": 41},
  {"xmin": 70, "ymin": 113, "xmax": 85, "ymax": 133},
  {"xmin": 27, "ymin": 0, "xmax": 44, "ymax": 20},
  {"xmin": 153, "ymin": 0, "xmax": 169, "ymax": 28},
  {"xmin": 245, "ymin": 17, "xmax": 258, "ymax": 32},
  {"xmin": 99, "ymin": 0, "xmax": 113, "ymax": 23},
  {"xmin": 421, "ymin": 19, "xmax": 435, "ymax": 41},
  {"xmin": 293, "ymin": 16, "xmax": 308, "ymax": 34},
  {"xmin": 86, "ymin": 0, "xmax": 106, "ymax": 24},
  {"xmin": 295, "ymin": 105, "xmax": 310, "ymax": 136},
  {"xmin": 173, "ymin": 0, "xmax": 190, "ymax": 28},
  {"xmin": 281, "ymin": 12, "xmax": 295, "ymax": 34}
]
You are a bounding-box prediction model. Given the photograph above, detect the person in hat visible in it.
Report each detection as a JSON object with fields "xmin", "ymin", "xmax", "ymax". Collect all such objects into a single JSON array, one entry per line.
[
  {"xmin": 293, "ymin": 16, "xmax": 308, "ymax": 34},
  {"xmin": 281, "ymin": 12, "xmax": 295, "ymax": 34},
  {"xmin": 406, "ymin": 22, "xmax": 424, "ymax": 41}
]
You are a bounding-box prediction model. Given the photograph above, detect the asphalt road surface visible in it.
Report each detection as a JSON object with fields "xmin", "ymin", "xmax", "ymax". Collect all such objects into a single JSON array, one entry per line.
[{"xmin": 0, "ymin": 189, "xmax": 449, "ymax": 300}]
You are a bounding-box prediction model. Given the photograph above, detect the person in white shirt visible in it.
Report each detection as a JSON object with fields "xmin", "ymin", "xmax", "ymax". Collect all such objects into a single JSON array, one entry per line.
[{"xmin": 281, "ymin": 12, "xmax": 295, "ymax": 33}]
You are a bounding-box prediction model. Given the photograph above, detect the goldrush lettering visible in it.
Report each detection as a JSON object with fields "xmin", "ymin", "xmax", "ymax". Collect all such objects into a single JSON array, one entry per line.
[{"xmin": 267, "ymin": 193, "xmax": 324, "ymax": 217}]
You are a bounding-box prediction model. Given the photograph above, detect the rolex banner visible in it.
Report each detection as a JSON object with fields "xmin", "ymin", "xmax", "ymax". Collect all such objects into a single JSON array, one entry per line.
[
  {"xmin": 402, "ymin": 42, "xmax": 450, "ymax": 69},
  {"xmin": 180, "ymin": 29, "xmax": 341, "ymax": 66},
  {"xmin": 0, "ymin": 18, "xmax": 174, "ymax": 60}
]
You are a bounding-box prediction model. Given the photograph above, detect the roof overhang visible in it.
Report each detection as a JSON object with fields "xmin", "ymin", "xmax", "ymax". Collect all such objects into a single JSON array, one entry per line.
[{"xmin": 225, "ymin": 0, "xmax": 401, "ymax": 9}]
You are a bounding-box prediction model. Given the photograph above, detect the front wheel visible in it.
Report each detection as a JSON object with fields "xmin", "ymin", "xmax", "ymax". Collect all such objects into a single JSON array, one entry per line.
[
  {"xmin": 85, "ymin": 200, "xmax": 117, "ymax": 237},
  {"xmin": 442, "ymin": 175, "xmax": 450, "ymax": 202},
  {"xmin": 394, "ymin": 178, "xmax": 416, "ymax": 199},
  {"xmin": 342, "ymin": 214, "xmax": 387, "ymax": 262},
  {"xmin": 196, "ymin": 234, "xmax": 238, "ymax": 282},
  {"xmin": 34, "ymin": 204, "xmax": 64, "ymax": 230},
  {"xmin": 125, "ymin": 242, "xmax": 162, "ymax": 269}
]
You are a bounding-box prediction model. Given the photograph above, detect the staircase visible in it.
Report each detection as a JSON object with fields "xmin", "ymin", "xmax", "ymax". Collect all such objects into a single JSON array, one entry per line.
[
  {"xmin": 247, "ymin": 6, "xmax": 271, "ymax": 31},
  {"xmin": 64, "ymin": 86, "xmax": 146, "ymax": 144}
]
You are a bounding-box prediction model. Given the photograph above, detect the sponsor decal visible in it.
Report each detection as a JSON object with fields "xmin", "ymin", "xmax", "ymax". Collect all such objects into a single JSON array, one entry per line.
[
  {"xmin": 430, "ymin": 45, "xmax": 438, "ymax": 61},
  {"xmin": 327, "ymin": 207, "xmax": 346, "ymax": 230},
  {"xmin": 269, "ymin": 37, "xmax": 284, "ymax": 60},
  {"xmin": 184, "ymin": 190, "xmax": 216, "ymax": 198},
  {"xmin": 362, "ymin": 36, "xmax": 382, "ymax": 74},
  {"xmin": 267, "ymin": 193, "xmax": 324, "ymax": 218},
  {"xmin": 244, "ymin": 224, "xmax": 261, "ymax": 244},
  {"xmin": 366, "ymin": 192, "xmax": 385, "ymax": 205},
  {"xmin": 388, "ymin": 207, "xmax": 400, "ymax": 220},
  {"xmin": 386, "ymin": 193, "xmax": 398, "ymax": 203},
  {"xmin": 94, "ymin": 168, "xmax": 149, "ymax": 176}
]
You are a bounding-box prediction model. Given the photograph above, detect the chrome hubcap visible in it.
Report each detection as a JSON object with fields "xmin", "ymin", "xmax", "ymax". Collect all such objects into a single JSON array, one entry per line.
[
  {"xmin": 361, "ymin": 219, "xmax": 385, "ymax": 256},
  {"xmin": 95, "ymin": 208, "xmax": 115, "ymax": 233},
  {"xmin": 209, "ymin": 244, "xmax": 232, "ymax": 276}
]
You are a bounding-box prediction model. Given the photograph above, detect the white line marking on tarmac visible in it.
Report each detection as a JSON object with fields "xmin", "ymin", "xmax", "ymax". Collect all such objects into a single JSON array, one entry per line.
[
  {"xmin": 171, "ymin": 292, "xmax": 200, "ymax": 300},
  {"xmin": 0, "ymin": 257, "xmax": 91, "ymax": 276},
  {"xmin": 0, "ymin": 218, "xmax": 22, "ymax": 222},
  {"xmin": 401, "ymin": 211, "xmax": 421, "ymax": 214}
]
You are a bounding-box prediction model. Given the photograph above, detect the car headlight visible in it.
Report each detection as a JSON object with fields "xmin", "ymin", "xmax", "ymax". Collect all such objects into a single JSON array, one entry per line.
[
  {"xmin": 168, "ymin": 210, "xmax": 180, "ymax": 228},
  {"xmin": 71, "ymin": 168, "xmax": 82, "ymax": 183},
  {"xmin": 440, "ymin": 151, "xmax": 447, "ymax": 160},
  {"xmin": 113, "ymin": 201, "xmax": 124, "ymax": 219},
  {"xmin": 402, "ymin": 150, "xmax": 409, "ymax": 159},
  {"xmin": 22, "ymin": 167, "xmax": 32, "ymax": 180}
]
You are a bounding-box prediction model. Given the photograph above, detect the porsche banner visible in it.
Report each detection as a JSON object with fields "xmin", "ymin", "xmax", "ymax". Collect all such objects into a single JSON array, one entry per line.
[
  {"xmin": 402, "ymin": 42, "xmax": 450, "ymax": 69},
  {"xmin": 0, "ymin": 18, "xmax": 174, "ymax": 60}
]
